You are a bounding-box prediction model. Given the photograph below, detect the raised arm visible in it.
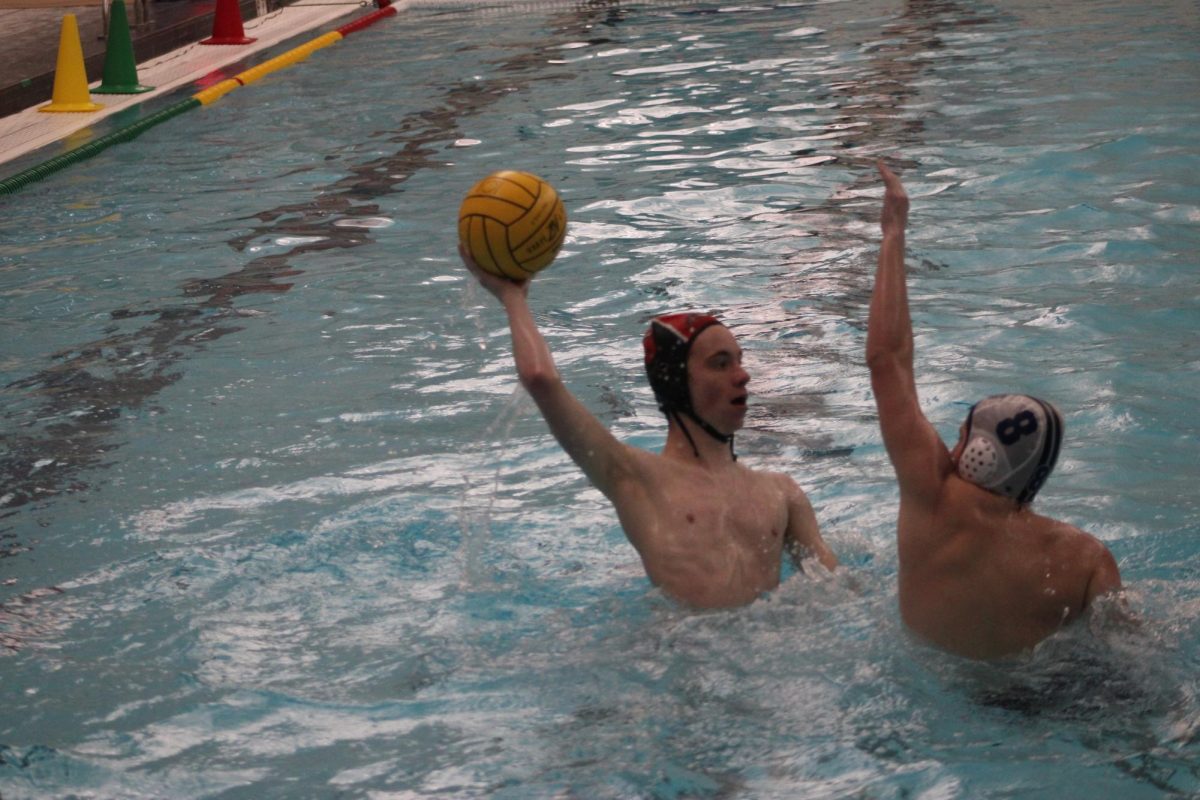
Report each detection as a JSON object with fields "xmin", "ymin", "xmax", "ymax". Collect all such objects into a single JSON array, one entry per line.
[
  {"xmin": 461, "ymin": 246, "xmax": 637, "ymax": 498},
  {"xmin": 865, "ymin": 162, "xmax": 951, "ymax": 501}
]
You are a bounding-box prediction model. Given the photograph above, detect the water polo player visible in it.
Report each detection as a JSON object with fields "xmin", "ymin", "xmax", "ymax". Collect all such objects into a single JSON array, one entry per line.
[
  {"xmin": 866, "ymin": 162, "xmax": 1122, "ymax": 659},
  {"xmin": 460, "ymin": 245, "xmax": 837, "ymax": 609}
]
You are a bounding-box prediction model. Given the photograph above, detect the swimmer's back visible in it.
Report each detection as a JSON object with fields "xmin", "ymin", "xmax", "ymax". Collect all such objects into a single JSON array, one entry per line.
[{"xmin": 897, "ymin": 474, "xmax": 1120, "ymax": 660}]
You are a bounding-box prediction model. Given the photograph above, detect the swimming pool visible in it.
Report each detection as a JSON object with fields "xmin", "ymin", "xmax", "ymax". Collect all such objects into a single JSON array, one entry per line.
[{"xmin": 2, "ymin": 0, "xmax": 1198, "ymax": 795}]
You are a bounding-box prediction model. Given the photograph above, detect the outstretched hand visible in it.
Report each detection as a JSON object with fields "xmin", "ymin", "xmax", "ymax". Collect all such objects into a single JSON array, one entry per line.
[
  {"xmin": 877, "ymin": 160, "xmax": 909, "ymax": 236},
  {"xmin": 459, "ymin": 243, "xmax": 529, "ymax": 302}
]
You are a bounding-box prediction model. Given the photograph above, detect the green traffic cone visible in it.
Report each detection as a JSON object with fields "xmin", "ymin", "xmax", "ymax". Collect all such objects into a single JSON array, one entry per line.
[{"xmin": 93, "ymin": 0, "xmax": 153, "ymax": 94}]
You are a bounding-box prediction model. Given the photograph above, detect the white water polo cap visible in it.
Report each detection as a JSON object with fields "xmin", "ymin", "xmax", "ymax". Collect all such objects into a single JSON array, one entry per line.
[{"xmin": 956, "ymin": 394, "xmax": 1064, "ymax": 504}]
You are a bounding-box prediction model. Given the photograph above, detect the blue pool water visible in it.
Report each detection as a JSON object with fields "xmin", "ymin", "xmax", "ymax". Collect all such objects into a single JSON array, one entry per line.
[{"xmin": 2, "ymin": 0, "xmax": 1198, "ymax": 796}]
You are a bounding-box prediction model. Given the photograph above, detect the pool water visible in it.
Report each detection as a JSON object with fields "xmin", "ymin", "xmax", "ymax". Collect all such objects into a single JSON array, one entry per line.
[{"xmin": 2, "ymin": 0, "xmax": 1198, "ymax": 796}]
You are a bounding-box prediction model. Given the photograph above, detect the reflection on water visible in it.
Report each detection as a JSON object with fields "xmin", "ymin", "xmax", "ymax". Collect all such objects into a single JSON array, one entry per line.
[{"xmin": 1, "ymin": 0, "xmax": 1198, "ymax": 796}]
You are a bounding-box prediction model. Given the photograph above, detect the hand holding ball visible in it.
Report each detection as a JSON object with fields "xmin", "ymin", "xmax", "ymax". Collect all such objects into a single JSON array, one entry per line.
[{"xmin": 458, "ymin": 171, "xmax": 567, "ymax": 279}]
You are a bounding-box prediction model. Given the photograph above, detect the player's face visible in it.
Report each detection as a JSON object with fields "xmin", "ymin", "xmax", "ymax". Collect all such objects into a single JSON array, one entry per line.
[{"xmin": 687, "ymin": 326, "xmax": 750, "ymax": 435}]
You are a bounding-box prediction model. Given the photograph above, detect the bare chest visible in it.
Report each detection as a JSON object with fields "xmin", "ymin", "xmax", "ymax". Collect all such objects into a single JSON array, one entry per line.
[{"xmin": 653, "ymin": 471, "xmax": 787, "ymax": 556}]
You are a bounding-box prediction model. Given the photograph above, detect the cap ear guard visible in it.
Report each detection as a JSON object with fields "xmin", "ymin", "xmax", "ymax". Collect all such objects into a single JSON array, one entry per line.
[{"xmin": 958, "ymin": 436, "xmax": 1001, "ymax": 484}]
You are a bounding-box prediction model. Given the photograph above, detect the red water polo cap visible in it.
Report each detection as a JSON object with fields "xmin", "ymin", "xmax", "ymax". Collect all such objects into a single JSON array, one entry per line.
[{"xmin": 643, "ymin": 312, "xmax": 723, "ymax": 417}]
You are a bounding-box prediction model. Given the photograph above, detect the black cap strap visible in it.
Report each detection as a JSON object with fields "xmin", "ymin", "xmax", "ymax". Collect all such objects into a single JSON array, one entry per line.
[{"xmin": 671, "ymin": 408, "xmax": 737, "ymax": 461}]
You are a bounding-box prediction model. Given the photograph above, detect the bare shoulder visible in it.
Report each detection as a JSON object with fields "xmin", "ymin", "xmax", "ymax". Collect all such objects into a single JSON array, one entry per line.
[
  {"xmin": 754, "ymin": 467, "xmax": 810, "ymax": 502},
  {"xmin": 717, "ymin": 464, "xmax": 810, "ymax": 514},
  {"xmin": 760, "ymin": 469, "xmax": 818, "ymax": 526},
  {"xmin": 1075, "ymin": 527, "xmax": 1122, "ymax": 598},
  {"xmin": 1044, "ymin": 516, "xmax": 1108, "ymax": 555},
  {"xmin": 614, "ymin": 441, "xmax": 669, "ymax": 483},
  {"xmin": 1043, "ymin": 516, "xmax": 1122, "ymax": 597}
]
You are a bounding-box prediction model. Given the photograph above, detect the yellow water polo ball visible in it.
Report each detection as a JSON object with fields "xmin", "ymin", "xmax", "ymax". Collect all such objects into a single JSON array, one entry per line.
[{"xmin": 458, "ymin": 170, "xmax": 567, "ymax": 279}]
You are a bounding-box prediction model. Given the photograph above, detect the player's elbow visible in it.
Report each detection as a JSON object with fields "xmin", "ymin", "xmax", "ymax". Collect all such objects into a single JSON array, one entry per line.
[
  {"xmin": 821, "ymin": 549, "xmax": 839, "ymax": 571},
  {"xmin": 807, "ymin": 547, "xmax": 838, "ymax": 573},
  {"xmin": 866, "ymin": 342, "xmax": 912, "ymax": 375},
  {"xmin": 865, "ymin": 344, "xmax": 887, "ymax": 370},
  {"xmin": 517, "ymin": 364, "xmax": 561, "ymax": 398}
]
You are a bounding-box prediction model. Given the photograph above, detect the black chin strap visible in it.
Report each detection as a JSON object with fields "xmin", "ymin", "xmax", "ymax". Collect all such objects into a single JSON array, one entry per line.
[{"xmin": 670, "ymin": 409, "xmax": 737, "ymax": 461}]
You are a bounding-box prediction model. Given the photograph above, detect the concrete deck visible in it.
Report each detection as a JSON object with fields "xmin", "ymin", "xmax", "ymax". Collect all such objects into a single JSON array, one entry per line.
[{"xmin": 0, "ymin": 0, "xmax": 375, "ymax": 174}]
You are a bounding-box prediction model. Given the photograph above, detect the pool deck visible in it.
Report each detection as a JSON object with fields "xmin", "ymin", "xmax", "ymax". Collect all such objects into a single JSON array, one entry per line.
[{"xmin": 0, "ymin": 0, "xmax": 376, "ymax": 173}]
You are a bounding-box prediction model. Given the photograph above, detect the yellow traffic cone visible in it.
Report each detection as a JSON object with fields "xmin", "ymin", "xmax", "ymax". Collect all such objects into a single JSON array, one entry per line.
[{"xmin": 40, "ymin": 14, "xmax": 104, "ymax": 113}]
